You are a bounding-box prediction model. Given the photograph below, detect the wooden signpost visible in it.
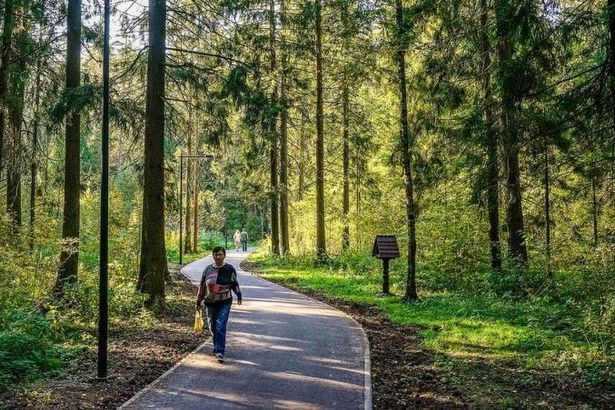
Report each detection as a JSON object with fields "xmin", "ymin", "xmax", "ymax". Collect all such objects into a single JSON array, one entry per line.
[{"xmin": 372, "ymin": 235, "xmax": 400, "ymax": 295}]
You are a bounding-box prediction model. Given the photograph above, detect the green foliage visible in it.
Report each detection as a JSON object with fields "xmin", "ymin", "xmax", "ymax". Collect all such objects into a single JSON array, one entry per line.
[
  {"xmin": 0, "ymin": 309, "xmax": 65, "ymax": 387},
  {"xmin": 49, "ymin": 84, "xmax": 100, "ymax": 125},
  {"xmin": 483, "ymin": 267, "xmax": 548, "ymax": 298},
  {"xmin": 0, "ymin": 189, "xmax": 158, "ymax": 391}
]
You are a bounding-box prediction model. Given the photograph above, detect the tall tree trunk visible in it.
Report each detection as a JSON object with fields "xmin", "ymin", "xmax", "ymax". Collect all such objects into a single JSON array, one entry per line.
[
  {"xmin": 279, "ymin": 0, "xmax": 290, "ymax": 255},
  {"xmin": 609, "ymin": 0, "xmax": 615, "ymax": 185},
  {"xmin": 355, "ymin": 143, "xmax": 361, "ymax": 248},
  {"xmin": 7, "ymin": 49, "xmax": 27, "ymax": 232},
  {"xmin": 30, "ymin": 35, "xmax": 43, "ymax": 252},
  {"xmin": 504, "ymin": 141, "xmax": 527, "ymax": 263},
  {"xmin": 54, "ymin": 0, "xmax": 82, "ymax": 297},
  {"xmin": 279, "ymin": 101, "xmax": 290, "ymax": 255},
  {"xmin": 395, "ymin": 0, "xmax": 418, "ymax": 301},
  {"xmin": 592, "ymin": 173, "xmax": 599, "ymax": 247},
  {"xmin": 193, "ymin": 158, "xmax": 199, "ymax": 252},
  {"xmin": 315, "ymin": 0, "xmax": 326, "ymax": 258},
  {"xmin": 0, "ymin": 0, "xmax": 14, "ymax": 178},
  {"xmin": 340, "ymin": 0, "xmax": 351, "ymax": 251},
  {"xmin": 480, "ymin": 0, "xmax": 501, "ymax": 271},
  {"xmin": 185, "ymin": 132, "xmax": 193, "ymax": 254},
  {"xmin": 269, "ymin": 0, "xmax": 280, "ymax": 256},
  {"xmin": 297, "ymin": 111, "xmax": 306, "ymax": 201},
  {"xmin": 544, "ymin": 141, "xmax": 552, "ymax": 280},
  {"xmin": 138, "ymin": 0, "xmax": 168, "ymax": 305},
  {"xmin": 496, "ymin": 2, "xmax": 528, "ymax": 264},
  {"xmin": 342, "ymin": 80, "xmax": 350, "ymax": 250}
]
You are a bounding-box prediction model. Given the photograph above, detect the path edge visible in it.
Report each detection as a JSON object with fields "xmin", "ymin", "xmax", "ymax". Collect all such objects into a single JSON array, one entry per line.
[{"xmin": 118, "ymin": 331, "xmax": 210, "ymax": 409}]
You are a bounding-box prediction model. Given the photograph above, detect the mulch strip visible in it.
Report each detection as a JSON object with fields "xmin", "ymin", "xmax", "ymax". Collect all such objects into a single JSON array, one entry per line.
[{"xmin": 1, "ymin": 268, "xmax": 205, "ymax": 409}]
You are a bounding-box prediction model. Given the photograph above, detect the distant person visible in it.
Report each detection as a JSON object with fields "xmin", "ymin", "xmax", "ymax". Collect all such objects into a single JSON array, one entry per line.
[
  {"xmin": 241, "ymin": 228, "xmax": 249, "ymax": 252},
  {"xmin": 233, "ymin": 229, "xmax": 241, "ymax": 252},
  {"xmin": 195, "ymin": 246, "xmax": 242, "ymax": 363}
]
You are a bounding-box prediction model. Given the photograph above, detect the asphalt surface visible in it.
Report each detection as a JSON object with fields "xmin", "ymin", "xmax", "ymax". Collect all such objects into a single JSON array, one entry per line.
[{"xmin": 121, "ymin": 250, "xmax": 370, "ymax": 409}]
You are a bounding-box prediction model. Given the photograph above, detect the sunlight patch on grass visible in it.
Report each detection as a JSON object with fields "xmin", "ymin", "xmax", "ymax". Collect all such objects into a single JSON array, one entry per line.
[{"xmin": 251, "ymin": 253, "xmax": 611, "ymax": 374}]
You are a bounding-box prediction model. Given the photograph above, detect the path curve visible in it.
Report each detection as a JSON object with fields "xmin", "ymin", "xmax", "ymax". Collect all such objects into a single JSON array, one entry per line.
[{"xmin": 121, "ymin": 250, "xmax": 371, "ymax": 409}]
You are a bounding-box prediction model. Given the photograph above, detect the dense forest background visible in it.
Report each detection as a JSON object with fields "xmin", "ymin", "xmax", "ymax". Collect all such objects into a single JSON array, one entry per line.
[{"xmin": 0, "ymin": 0, "xmax": 614, "ymax": 402}]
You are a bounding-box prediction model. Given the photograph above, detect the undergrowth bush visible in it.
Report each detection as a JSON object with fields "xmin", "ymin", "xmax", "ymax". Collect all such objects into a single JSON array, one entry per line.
[
  {"xmin": 0, "ymin": 309, "xmax": 65, "ymax": 387},
  {"xmin": 0, "ymin": 192, "xmax": 159, "ymax": 391}
]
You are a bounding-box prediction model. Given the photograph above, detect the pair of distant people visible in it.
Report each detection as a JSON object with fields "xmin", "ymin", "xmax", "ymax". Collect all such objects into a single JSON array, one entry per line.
[{"xmin": 233, "ymin": 229, "xmax": 249, "ymax": 252}]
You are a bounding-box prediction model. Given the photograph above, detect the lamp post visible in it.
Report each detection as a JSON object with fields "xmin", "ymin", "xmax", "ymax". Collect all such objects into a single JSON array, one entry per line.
[
  {"xmin": 179, "ymin": 154, "xmax": 184, "ymax": 264},
  {"xmin": 98, "ymin": 0, "xmax": 111, "ymax": 381}
]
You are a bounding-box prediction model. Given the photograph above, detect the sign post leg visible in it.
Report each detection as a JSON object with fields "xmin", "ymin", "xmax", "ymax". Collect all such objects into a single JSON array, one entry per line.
[{"xmin": 382, "ymin": 258, "xmax": 390, "ymax": 294}]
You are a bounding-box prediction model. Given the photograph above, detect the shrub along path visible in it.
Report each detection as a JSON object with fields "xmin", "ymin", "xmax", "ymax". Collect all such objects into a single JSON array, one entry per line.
[{"xmin": 121, "ymin": 251, "xmax": 371, "ymax": 409}]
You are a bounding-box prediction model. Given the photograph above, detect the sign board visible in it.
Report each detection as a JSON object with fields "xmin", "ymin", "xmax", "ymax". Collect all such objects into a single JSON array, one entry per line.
[{"xmin": 372, "ymin": 235, "xmax": 400, "ymax": 260}]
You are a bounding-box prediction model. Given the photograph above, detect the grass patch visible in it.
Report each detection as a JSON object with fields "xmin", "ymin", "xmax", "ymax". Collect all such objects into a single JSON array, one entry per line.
[{"xmin": 249, "ymin": 249, "xmax": 615, "ymax": 404}]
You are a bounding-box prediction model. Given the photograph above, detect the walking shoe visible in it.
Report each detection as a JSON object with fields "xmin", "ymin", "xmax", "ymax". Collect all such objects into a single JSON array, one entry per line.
[{"xmin": 216, "ymin": 353, "xmax": 224, "ymax": 363}]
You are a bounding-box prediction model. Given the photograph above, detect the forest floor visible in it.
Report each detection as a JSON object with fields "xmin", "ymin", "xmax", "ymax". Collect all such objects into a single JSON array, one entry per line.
[
  {"xmin": 0, "ymin": 265, "xmax": 204, "ymax": 409},
  {"xmin": 3, "ymin": 258, "xmax": 612, "ymax": 409},
  {"xmin": 242, "ymin": 259, "xmax": 615, "ymax": 409}
]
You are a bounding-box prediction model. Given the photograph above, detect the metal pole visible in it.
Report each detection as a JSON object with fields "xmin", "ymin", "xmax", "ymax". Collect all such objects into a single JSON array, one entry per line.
[
  {"xmin": 97, "ymin": 0, "xmax": 110, "ymax": 381},
  {"xmin": 179, "ymin": 154, "xmax": 183, "ymax": 265}
]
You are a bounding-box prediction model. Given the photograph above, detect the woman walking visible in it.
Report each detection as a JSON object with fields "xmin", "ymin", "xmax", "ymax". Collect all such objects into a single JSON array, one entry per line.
[
  {"xmin": 233, "ymin": 229, "xmax": 241, "ymax": 252},
  {"xmin": 195, "ymin": 246, "xmax": 242, "ymax": 363}
]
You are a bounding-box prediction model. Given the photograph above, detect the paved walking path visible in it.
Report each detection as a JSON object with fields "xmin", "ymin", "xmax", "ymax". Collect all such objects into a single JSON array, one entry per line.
[{"xmin": 121, "ymin": 250, "xmax": 371, "ymax": 409}]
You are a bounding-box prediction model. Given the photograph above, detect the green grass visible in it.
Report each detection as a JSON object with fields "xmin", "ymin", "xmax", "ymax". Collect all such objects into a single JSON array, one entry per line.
[{"xmin": 249, "ymin": 249, "xmax": 615, "ymax": 394}]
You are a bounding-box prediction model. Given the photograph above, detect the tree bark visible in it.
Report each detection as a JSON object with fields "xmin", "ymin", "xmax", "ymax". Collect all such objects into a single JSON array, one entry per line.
[
  {"xmin": 496, "ymin": 1, "xmax": 528, "ymax": 264},
  {"xmin": 592, "ymin": 173, "xmax": 599, "ymax": 247},
  {"xmin": 544, "ymin": 141, "xmax": 552, "ymax": 280},
  {"xmin": 341, "ymin": 0, "xmax": 351, "ymax": 251},
  {"xmin": 185, "ymin": 130, "xmax": 193, "ymax": 254},
  {"xmin": 355, "ymin": 143, "xmax": 361, "ymax": 248},
  {"xmin": 342, "ymin": 80, "xmax": 350, "ymax": 250},
  {"xmin": 7, "ymin": 47, "xmax": 27, "ymax": 233},
  {"xmin": 54, "ymin": 0, "xmax": 82, "ymax": 297},
  {"xmin": 30, "ymin": 30, "xmax": 44, "ymax": 252},
  {"xmin": 609, "ymin": 0, "xmax": 615, "ymax": 184},
  {"xmin": 480, "ymin": 0, "xmax": 501, "ymax": 271},
  {"xmin": 504, "ymin": 144, "xmax": 527, "ymax": 263},
  {"xmin": 315, "ymin": 0, "xmax": 326, "ymax": 258},
  {"xmin": 269, "ymin": 0, "xmax": 280, "ymax": 256},
  {"xmin": 0, "ymin": 0, "xmax": 14, "ymax": 178},
  {"xmin": 279, "ymin": 0, "xmax": 290, "ymax": 255},
  {"xmin": 193, "ymin": 157, "xmax": 199, "ymax": 252},
  {"xmin": 395, "ymin": 0, "xmax": 418, "ymax": 301},
  {"xmin": 138, "ymin": 0, "xmax": 168, "ymax": 305},
  {"xmin": 297, "ymin": 111, "xmax": 306, "ymax": 201}
]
